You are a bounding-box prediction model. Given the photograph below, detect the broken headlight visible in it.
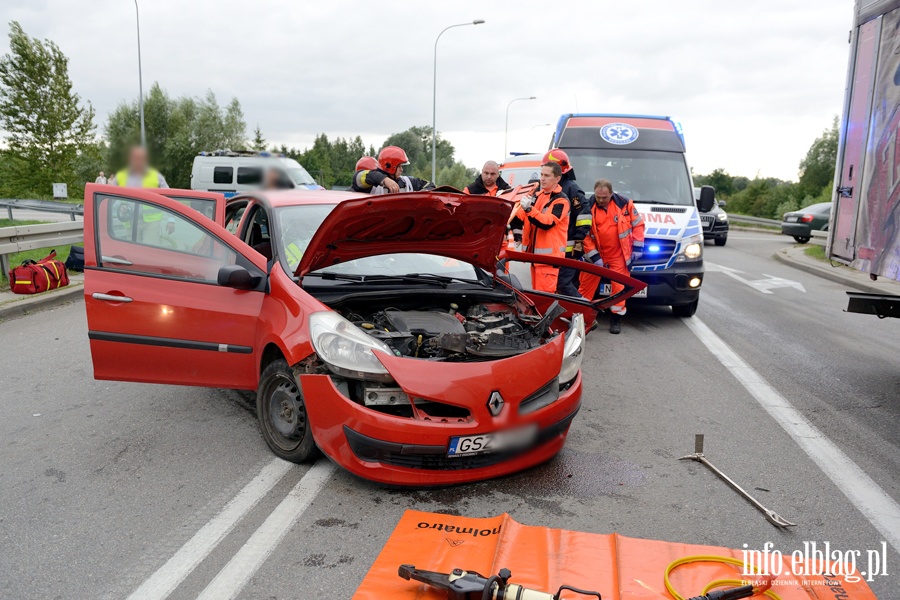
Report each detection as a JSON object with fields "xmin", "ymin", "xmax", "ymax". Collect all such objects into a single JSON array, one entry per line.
[
  {"xmin": 309, "ymin": 311, "xmax": 393, "ymax": 382},
  {"xmin": 559, "ymin": 313, "xmax": 585, "ymax": 385}
]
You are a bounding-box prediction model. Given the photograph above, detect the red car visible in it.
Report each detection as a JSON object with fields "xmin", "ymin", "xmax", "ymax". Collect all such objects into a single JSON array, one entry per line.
[{"xmin": 82, "ymin": 184, "xmax": 644, "ymax": 485}]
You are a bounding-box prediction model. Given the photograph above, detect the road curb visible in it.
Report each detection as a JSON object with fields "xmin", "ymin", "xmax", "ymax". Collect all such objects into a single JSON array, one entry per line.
[
  {"xmin": 0, "ymin": 283, "xmax": 83, "ymax": 321},
  {"xmin": 772, "ymin": 250, "xmax": 892, "ymax": 294}
]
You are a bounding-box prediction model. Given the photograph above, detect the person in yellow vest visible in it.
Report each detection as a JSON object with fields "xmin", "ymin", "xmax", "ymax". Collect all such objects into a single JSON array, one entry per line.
[{"xmin": 110, "ymin": 146, "xmax": 169, "ymax": 243}]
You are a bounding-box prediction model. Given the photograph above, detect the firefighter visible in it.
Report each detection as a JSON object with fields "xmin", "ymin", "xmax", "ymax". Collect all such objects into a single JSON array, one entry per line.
[
  {"xmin": 110, "ymin": 145, "xmax": 169, "ymax": 244},
  {"xmin": 579, "ymin": 179, "xmax": 645, "ymax": 334},
  {"xmin": 543, "ymin": 149, "xmax": 589, "ymax": 298},
  {"xmin": 508, "ymin": 162, "xmax": 570, "ymax": 292},
  {"xmin": 351, "ymin": 146, "xmax": 433, "ymax": 194},
  {"xmin": 463, "ymin": 161, "xmax": 511, "ymax": 196}
]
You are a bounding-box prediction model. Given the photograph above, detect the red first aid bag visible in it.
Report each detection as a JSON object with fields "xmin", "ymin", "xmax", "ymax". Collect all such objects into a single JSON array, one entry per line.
[{"xmin": 8, "ymin": 250, "xmax": 70, "ymax": 295}]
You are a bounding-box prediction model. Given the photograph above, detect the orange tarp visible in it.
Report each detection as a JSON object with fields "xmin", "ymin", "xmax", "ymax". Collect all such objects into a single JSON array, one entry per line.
[{"xmin": 354, "ymin": 510, "xmax": 879, "ymax": 599}]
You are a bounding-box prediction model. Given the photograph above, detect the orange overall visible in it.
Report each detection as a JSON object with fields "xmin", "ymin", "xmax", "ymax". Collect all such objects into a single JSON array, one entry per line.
[
  {"xmin": 511, "ymin": 184, "xmax": 570, "ymax": 292},
  {"xmin": 579, "ymin": 195, "xmax": 644, "ymax": 315}
]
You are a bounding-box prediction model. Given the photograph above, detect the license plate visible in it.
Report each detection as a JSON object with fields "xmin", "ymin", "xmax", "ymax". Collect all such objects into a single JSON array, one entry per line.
[
  {"xmin": 786, "ymin": 216, "xmax": 799, "ymax": 222},
  {"xmin": 447, "ymin": 426, "xmax": 537, "ymax": 458},
  {"xmin": 702, "ymin": 220, "xmax": 712, "ymax": 229},
  {"xmin": 600, "ymin": 283, "xmax": 647, "ymax": 298}
]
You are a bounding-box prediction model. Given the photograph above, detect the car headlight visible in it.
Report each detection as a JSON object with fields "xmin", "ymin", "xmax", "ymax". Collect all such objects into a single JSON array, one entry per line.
[
  {"xmin": 309, "ymin": 311, "xmax": 394, "ymax": 382},
  {"xmin": 675, "ymin": 234, "xmax": 703, "ymax": 262},
  {"xmin": 717, "ymin": 213, "xmax": 728, "ymax": 221},
  {"xmin": 559, "ymin": 313, "xmax": 585, "ymax": 385}
]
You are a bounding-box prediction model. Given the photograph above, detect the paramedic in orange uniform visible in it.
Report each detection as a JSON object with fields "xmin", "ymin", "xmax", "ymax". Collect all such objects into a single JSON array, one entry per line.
[
  {"xmin": 464, "ymin": 161, "xmax": 511, "ymax": 196},
  {"xmin": 580, "ymin": 179, "xmax": 644, "ymax": 334},
  {"xmin": 508, "ymin": 162, "xmax": 570, "ymax": 292}
]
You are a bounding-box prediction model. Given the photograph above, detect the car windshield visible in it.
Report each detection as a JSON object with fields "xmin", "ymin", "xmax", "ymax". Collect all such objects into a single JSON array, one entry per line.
[
  {"xmin": 566, "ymin": 148, "xmax": 694, "ymax": 206},
  {"xmin": 281, "ymin": 158, "xmax": 317, "ymax": 185},
  {"xmin": 274, "ymin": 204, "xmax": 480, "ymax": 281}
]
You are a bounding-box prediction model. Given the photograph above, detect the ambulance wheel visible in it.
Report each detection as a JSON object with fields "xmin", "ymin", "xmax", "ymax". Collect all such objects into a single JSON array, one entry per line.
[
  {"xmin": 257, "ymin": 358, "xmax": 316, "ymax": 463},
  {"xmin": 672, "ymin": 299, "xmax": 698, "ymax": 318},
  {"xmin": 793, "ymin": 236, "xmax": 810, "ymax": 244},
  {"xmin": 714, "ymin": 236, "xmax": 727, "ymax": 246}
]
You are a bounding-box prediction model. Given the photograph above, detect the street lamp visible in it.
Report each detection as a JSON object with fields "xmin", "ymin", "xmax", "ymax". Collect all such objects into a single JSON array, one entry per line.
[
  {"xmin": 432, "ymin": 19, "xmax": 485, "ymax": 183},
  {"xmin": 133, "ymin": 0, "xmax": 145, "ymax": 147},
  {"xmin": 504, "ymin": 97, "xmax": 536, "ymax": 158}
]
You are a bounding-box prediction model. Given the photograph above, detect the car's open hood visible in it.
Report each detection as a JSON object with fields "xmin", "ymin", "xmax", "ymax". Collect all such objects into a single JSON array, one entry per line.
[{"xmin": 295, "ymin": 191, "xmax": 513, "ymax": 277}]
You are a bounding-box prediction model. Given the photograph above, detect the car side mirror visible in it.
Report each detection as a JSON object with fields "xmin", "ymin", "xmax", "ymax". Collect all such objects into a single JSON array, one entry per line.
[
  {"xmin": 698, "ymin": 185, "xmax": 716, "ymax": 212},
  {"xmin": 217, "ymin": 265, "xmax": 261, "ymax": 290},
  {"xmin": 717, "ymin": 199, "xmax": 727, "ymax": 208}
]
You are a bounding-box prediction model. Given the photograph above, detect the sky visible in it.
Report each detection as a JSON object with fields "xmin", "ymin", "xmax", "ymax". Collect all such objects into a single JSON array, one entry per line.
[{"xmin": 1, "ymin": 0, "xmax": 853, "ymax": 181}]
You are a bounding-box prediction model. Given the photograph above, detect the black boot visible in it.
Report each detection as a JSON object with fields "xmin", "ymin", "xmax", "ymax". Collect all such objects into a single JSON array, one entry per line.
[{"xmin": 609, "ymin": 314, "xmax": 621, "ymax": 334}]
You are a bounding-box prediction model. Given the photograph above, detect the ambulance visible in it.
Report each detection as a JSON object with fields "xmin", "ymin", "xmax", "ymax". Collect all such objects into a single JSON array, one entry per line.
[{"xmin": 500, "ymin": 114, "xmax": 716, "ymax": 317}]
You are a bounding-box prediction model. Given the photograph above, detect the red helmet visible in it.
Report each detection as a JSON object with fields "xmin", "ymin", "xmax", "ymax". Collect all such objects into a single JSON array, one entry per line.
[
  {"xmin": 378, "ymin": 146, "xmax": 410, "ymax": 175},
  {"xmin": 355, "ymin": 156, "xmax": 379, "ymax": 172},
  {"xmin": 543, "ymin": 148, "xmax": 572, "ymax": 174}
]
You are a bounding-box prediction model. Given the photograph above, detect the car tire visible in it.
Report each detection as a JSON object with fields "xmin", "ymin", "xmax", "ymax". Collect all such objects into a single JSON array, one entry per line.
[
  {"xmin": 793, "ymin": 236, "xmax": 810, "ymax": 244},
  {"xmin": 257, "ymin": 358, "xmax": 317, "ymax": 464},
  {"xmin": 714, "ymin": 236, "xmax": 727, "ymax": 246},
  {"xmin": 672, "ymin": 299, "xmax": 699, "ymax": 318}
]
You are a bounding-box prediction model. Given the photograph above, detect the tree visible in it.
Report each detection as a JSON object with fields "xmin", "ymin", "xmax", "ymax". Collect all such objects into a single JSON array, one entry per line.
[
  {"xmin": 798, "ymin": 117, "xmax": 838, "ymax": 198},
  {"xmin": 252, "ymin": 124, "xmax": 267, "ymax": 151},
  {"xmin": 0, "ymin": 21, "xmax": 96, "ymax": 197},
  {"xmin": 104, "ymin": 84, "xmax": 247, "ymax": 188}
]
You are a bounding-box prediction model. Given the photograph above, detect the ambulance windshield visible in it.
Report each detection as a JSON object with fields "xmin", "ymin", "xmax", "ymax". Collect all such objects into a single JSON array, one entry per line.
[{"xmin": 566, "ymin": 149, "xmax": 694, "ymax": 206}]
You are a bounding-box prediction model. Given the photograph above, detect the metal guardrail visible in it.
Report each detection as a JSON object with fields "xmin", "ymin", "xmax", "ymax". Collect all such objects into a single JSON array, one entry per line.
[
  {"xmin": 728, "ymin": 214, "xmax": 781, "ymax": 226},
  {"xmin": 810, "ymin": 230, "xmax": 828, "ymax": 246},
  {"xmin": 0, "ymin": 221, "xmax": 84, "ymax": 277},
  {"xmin": 0, "ymin": 199, "xmax": 83, "ymax": 221}
]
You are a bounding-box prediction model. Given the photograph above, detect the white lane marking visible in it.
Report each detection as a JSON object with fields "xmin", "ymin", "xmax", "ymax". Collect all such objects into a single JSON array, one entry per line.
[
  {"xmin": 196, "ymin": 460, "xmax": 336, "ymax": 600},
  {"xmin": 705, "ymin": 262, "xmax": 805, "ymax": 294},
  {"xmin": 684, "ymin": 316, "xmax": 900, "ymax": 554},
  {"xmin": 126, "ymin": 458, "xmax": 294, "ymax": 600}
]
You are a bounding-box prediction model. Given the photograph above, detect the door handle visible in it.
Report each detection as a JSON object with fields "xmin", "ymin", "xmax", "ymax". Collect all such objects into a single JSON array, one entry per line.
[{"xmin": 92, "ymin": 293, "xmax": 133, "ymax": 303}]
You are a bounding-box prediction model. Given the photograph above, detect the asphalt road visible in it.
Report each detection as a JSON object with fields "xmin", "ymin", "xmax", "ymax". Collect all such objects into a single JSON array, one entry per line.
[{"xmin": 0, "ymin": 231, "xmax": 897, "ymax": 599}]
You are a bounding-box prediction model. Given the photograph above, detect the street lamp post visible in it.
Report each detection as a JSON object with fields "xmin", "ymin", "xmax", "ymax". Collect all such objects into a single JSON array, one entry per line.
[
  {"xmin": 133, "ymin": 0, "xmax": 146, "ymax": 147},
  {"xmin": 504, "ymin": 97, "xmax": 536, "ymax": 158},
  {"xmin": 432, "ymin": 19, "xmax": 484, "ymax": 183}
]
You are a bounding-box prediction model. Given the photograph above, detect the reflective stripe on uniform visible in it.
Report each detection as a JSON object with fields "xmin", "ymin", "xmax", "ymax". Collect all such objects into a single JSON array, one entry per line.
[
  {"xmin": 619, "ymin": 228, "xmax": 632, "ymax": 239},
  {"xmin": 585, "ymin": 249, "xmax": 599, "ymax": 260},
  {"xmin": 575, "ymin": 218, "xmax": 592, "ymax": 226}
]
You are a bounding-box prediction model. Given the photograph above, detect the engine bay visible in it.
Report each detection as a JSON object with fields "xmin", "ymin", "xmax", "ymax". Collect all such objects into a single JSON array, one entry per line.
[{"xmin": 338, "ymin": 300, "xmax": 565, "ymax": 362}]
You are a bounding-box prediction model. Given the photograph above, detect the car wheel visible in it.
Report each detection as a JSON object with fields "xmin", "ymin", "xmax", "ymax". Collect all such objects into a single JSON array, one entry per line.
[
  {"xmin": 257, "ymin": 358, "xmax": 316, "ymax": 463},
  {"xmin": 793, "ymin": 236, "xmax": 810, "ymax": 244},
  {"xmin": 714, "ymin": 236, "xmax": 727, "ymax": 246},
  {"xmin": 672, "ymin": 299, "xmax": 699, "ymax": 318}
]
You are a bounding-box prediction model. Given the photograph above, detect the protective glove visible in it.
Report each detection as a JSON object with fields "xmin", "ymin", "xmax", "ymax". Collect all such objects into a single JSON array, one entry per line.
[
  {"xmin": 632, "ymin": 251, "xmax": 643, "ymax": 262},
  {"xmin": 519, "ymin": 195, "xmax": 535, "ymax": 212}
]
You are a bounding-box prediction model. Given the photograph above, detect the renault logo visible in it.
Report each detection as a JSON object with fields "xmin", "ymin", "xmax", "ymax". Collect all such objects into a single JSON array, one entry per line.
[{"xmin": 487, "ymin": 391, "xmax": 504, "ymax": 416}]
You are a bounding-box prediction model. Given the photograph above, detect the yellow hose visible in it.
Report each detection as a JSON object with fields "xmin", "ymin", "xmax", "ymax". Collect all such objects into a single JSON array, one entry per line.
[{"xmin": 664, "ymin": 555, "xmax": 783, "ymax": 600}]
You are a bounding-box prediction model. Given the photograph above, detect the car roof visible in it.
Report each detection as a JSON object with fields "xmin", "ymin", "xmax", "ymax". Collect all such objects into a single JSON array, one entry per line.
[{"xmin": 230, "ymin": 189, "xmax": 368, "ymax": 208}]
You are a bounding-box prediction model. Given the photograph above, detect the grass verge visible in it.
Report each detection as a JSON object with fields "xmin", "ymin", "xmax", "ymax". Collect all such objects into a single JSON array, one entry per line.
[{"xmin": 803, "ymin": 245, "xmax": 827, "ymax": 261}]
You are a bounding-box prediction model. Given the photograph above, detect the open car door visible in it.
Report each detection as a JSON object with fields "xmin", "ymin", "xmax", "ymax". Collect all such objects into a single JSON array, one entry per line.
[
  {"xmin": 83, "ymin": 183, "xmax": 267, "ymax": 390},
  {"xmin": 498, "ymin": 249, "xmax": 646, "ymax": 330}
]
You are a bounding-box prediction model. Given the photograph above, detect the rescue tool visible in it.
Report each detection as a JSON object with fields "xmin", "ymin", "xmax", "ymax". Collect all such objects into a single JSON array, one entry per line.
[
  {"xmin": 679, "ymin": 434, "xmax": 796, "ymax": 528},
  {"xmin": 398, "ymin": 564, "xmax": 601, "ymax": 600}
]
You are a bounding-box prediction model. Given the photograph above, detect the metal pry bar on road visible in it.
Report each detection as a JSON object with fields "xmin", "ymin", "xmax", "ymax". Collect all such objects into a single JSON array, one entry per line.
[{"xmin": 679, "ymin": 434, "xmax": 797, "ymax": 528}]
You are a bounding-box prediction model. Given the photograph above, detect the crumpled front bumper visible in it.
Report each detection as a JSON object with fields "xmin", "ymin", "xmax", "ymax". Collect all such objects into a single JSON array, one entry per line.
[{"xmin": 298, "ymin": 335, "xmax": 582, "ymax": 486}]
